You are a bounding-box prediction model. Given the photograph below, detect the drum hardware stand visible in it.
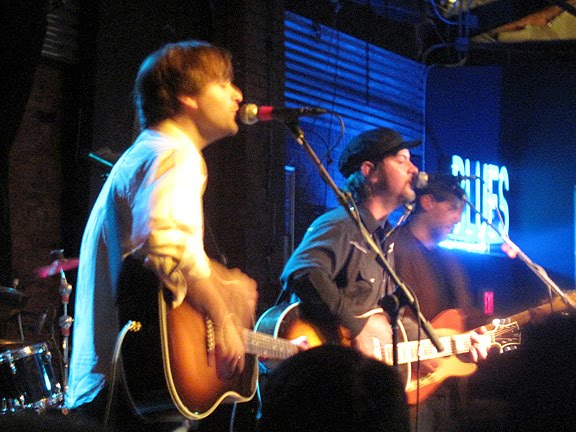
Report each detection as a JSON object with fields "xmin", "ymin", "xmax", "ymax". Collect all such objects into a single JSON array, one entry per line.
[
  {"xmin": 10, "ymin": 278, "xmax": 26, "ymax": 341},
  {"xmin": 51, "ymin": 249, "xmax": 74, "ymax": 396}
]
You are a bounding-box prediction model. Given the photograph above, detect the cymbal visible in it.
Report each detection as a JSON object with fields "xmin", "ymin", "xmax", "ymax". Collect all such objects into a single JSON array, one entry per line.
[
  {"xmin": 33, "ymin": 258, "xmax": 79, "ymax": 279},
  {"xmin": 0, "ymin": 286, "xmax": 27, "ymax": 308}
]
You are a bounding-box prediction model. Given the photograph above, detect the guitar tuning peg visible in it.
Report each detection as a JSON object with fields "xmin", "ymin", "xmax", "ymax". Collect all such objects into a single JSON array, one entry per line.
[
  {"xmin": 492, "ymin": 317, "xmax": 510, "ymax": 326},
  {"xmin": 503, "ymin": 345, "xmax": 519, "ymax": 353}
]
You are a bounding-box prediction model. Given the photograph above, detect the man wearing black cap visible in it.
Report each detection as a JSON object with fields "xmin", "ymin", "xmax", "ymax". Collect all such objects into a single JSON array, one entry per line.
[
  {"xmin": 279, "ymin": 128, "xmax": 489, "ymax": 428},
  {"xmin": 280, "ymin": 127, "xmax": 420, "ymax": 358}
]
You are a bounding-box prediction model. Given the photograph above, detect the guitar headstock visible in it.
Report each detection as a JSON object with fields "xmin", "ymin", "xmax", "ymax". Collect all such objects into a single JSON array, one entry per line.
[{"xmin": 490, "ymin": 319, "xmax": 521, "ymax": 353}]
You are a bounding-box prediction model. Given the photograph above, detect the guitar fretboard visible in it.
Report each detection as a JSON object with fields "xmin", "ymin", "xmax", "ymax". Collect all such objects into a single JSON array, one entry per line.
[
  {"xmin": 243, "ymin": 330, "xmax": 299, "ymax": 360},
  {"xmin": 382, "ymin": 333, "xmax": 474, "ymax": 366}
]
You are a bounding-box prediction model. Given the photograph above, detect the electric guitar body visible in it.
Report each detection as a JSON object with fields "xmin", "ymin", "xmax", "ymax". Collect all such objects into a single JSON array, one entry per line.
[{"xmin": 255, "ymin": 302, "xmax": 523, "ymax": 405}]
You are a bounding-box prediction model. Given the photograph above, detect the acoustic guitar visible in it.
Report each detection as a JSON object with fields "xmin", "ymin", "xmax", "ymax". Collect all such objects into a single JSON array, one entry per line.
[
  {"xmin": 254, "ymin": 293, "xmax": 576, "ymax": 405},
  {"xmin": 118, "ymin": 257, "xmax": 298, "ymax": 421}
]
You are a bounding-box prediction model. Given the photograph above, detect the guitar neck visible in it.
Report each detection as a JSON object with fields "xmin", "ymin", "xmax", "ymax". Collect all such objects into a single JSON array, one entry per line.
[
  {"xmin": 383, "ymin": 301, "xmax": 540, "ymax": 365},
  {"xmin": 243, "ymin": 330, "xmax": 300, "ymax": 360},
  {"xmin": 485, "ymin": 292, "xmax": 575, "ymax": 331},
  {"xmin": 383, "ymin": 332, "xmax": 488, "ymax": 365}
]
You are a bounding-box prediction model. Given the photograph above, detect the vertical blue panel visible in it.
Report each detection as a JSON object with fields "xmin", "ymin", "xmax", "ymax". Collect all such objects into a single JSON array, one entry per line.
[
  {"xmin": 284, "ymin": 11, "xmax": 426, "ymax": 213},
  {"xmin": 425, "ymin": 66, "xmax": 505, "ymax": 254},
  {"xmin": 424, "ymin": 66, "xmax": 502, "ymax": 172}
]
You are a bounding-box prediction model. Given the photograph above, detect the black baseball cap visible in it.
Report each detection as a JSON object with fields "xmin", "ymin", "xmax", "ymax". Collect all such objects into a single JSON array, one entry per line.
[{"xmin": 338, "ymin": 127, "xmax": 421, "ymax": 178}]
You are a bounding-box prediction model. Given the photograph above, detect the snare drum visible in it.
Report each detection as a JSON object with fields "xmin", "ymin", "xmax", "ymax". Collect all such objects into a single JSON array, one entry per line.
[{"xmin": 0, "ymin": 342, "xmax": 63, "ymax": 414}]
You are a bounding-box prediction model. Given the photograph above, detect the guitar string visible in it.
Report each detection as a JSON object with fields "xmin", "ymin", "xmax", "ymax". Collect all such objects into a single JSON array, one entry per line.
[
  {"xmin": 380, "ymin": 324, "xmax": 519, "ymax": 363},
  {"xmin": 244, "ymin": 331, "xmax": 299, "ymax": 357}
]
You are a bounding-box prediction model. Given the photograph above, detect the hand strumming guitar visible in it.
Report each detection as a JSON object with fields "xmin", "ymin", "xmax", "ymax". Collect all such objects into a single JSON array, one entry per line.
[
  {"xmin": 214, "ymin": 313, "xmax": 247, "ymax": 379},
  {"xmin": 213, "ymin": 261, "xmax": 258, "ymax": 379},
  {"xmin": 186, "ymin": 260, "xmax": 258, "ymax": 380},
  {"xmin": 211, "ymin": 261, "xmax": 258, "ymax": 329}
]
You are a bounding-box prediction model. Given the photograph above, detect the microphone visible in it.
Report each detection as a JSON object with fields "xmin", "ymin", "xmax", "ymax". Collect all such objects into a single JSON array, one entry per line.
[
  {"xmin": 412, "ymin": 172, "xmax": 478, "ymax": 191},
  {"xmin": 411, "ymin": 172, "xmax": 428, "ymax": 190},
  {"xmin": 455, "ymin": 174, "xmax": 479, "ymax": 181},
  {"xmin": 238, "ymin": 103, "xmax": 328, "ymax": 125}
]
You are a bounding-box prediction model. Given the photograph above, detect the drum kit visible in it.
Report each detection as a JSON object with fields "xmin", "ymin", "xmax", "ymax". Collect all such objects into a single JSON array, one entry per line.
[{"xmin": 0, "ymin": 251, "xmax": 78, "ymax": 415}]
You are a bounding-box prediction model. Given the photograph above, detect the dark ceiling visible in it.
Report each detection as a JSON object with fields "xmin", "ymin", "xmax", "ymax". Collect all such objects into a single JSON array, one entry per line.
[{"xmin": 286, "ymin": 0, "xmax": 576, "ymax": 65}]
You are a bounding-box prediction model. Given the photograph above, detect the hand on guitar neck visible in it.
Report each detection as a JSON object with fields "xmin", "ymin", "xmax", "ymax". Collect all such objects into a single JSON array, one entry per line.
[
  {"xmin": 468, "ymin": 326, "xmax": 490, "ymax": 362},
  {"xmin": 414, "ymin": 325, "xmax": 490, "ymax": 376},
  {"xmin": 352, "ymin": 310, "xmax": 490, "ymax": 366},
  {"xmin": 352, "ymin": 313, "xmax": 392, "ymax": 360}
]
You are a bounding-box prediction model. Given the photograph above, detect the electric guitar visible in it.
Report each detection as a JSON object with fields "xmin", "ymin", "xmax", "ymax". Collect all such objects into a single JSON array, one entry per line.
[
  {"xmin": 118, "ymin": 257, "xmax": 298, "ymax": 421},
  {"xmin": 254, "ymin": 292, "xmax": 576, "ymax": 405}
]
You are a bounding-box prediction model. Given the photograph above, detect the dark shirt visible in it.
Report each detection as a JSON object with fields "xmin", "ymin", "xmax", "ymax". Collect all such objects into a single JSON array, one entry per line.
[
  {"xmin": 280, "ymin": 205, "xmax": 392, "ymax": 337},
  {"xmin": 392, "ymin": 223, "xmax": 481, "ymax": 336}
]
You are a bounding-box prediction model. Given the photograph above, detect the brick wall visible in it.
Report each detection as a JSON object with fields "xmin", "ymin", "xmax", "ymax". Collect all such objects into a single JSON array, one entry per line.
[{"xmin": 7, "ymin": 61, "xmax": 66, "ymax": 341}]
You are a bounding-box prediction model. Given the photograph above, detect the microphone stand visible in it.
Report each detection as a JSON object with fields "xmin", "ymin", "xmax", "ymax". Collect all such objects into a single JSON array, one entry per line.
[
  {"xmin": 284, "ymin": 121, "xmax": 443, "ymax": 363},
  {"xmin": 49, "ymin": 249, "xmax": 74, "ymax": 396},
  {"xmin": 384, "ymin": 203, "xmax": 414, "ymax": 240},
  {"xmin": 463, "ymin": 196, "xmax": 576, "ymax": 311}
]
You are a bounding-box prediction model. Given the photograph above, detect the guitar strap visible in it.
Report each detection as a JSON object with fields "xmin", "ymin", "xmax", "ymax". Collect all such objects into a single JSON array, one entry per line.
[
  {"xmin": 204, "ymin": 219, "xmax": 228, "ymax": 267},
  {"xmin": 274, "ymin": 284, "xmax": 295, "ymax": 306},
  {"xmin": 378, "ymin": 225, "xmax": 395, "ymax": 295}
]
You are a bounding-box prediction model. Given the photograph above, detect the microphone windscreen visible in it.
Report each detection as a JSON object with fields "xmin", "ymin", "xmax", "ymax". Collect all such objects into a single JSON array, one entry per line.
[
  {"xmin": 412, "ymin": 172, "xmax": 428, "ymax": 190},
  {"xmin": 257, "ymin": 106, "xmax": 274, "ymax": 122},
  {"xmin": 238, "ymin": 104, "xmax": 259, "ymax": 125}
]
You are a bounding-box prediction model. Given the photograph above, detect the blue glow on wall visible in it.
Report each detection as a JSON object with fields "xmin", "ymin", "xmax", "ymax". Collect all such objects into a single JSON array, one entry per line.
[
  {"xmin": 284, "ymin": 12, "xmax": 425, "ymax": 218},
  {"xmin": 425, "ymin": 66, "xmax": 504, "ymax": 255},
  {"xmin": 284, "ymin": 13, "xmax": 510, "ymax": 257}
]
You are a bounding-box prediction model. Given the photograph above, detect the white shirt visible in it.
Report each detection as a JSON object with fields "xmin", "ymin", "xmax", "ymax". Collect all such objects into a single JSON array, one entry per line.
[{"xmin": 66, "ymin": 124, "xmax": 211, "ymax": 408}]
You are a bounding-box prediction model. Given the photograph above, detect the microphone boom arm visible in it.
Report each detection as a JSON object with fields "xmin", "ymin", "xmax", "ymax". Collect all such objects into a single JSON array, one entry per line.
[{"xmin": 463, "ymin": 195, "xmax": 576, "ymax": 311}]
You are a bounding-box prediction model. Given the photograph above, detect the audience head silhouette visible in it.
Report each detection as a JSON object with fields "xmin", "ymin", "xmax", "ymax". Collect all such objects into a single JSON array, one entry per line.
[{"xmin": 258, "ymin": 344, "xmax": 409, "ymax": 432}]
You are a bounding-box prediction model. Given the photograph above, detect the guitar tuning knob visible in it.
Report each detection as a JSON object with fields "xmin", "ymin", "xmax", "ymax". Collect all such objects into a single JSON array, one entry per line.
[
  {"xmin": 492, "ymin": 317, "xmax": 510, "ymax": 326},
  {"xmin": 503, "ymin": 345, "xmax": 519, "ymax": 352}
]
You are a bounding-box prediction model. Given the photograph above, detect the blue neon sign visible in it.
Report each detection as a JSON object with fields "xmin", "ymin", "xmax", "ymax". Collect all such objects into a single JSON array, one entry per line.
[{"xmin": 441, "ymin": 155, "xmax": 509, "ymax": 254}]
